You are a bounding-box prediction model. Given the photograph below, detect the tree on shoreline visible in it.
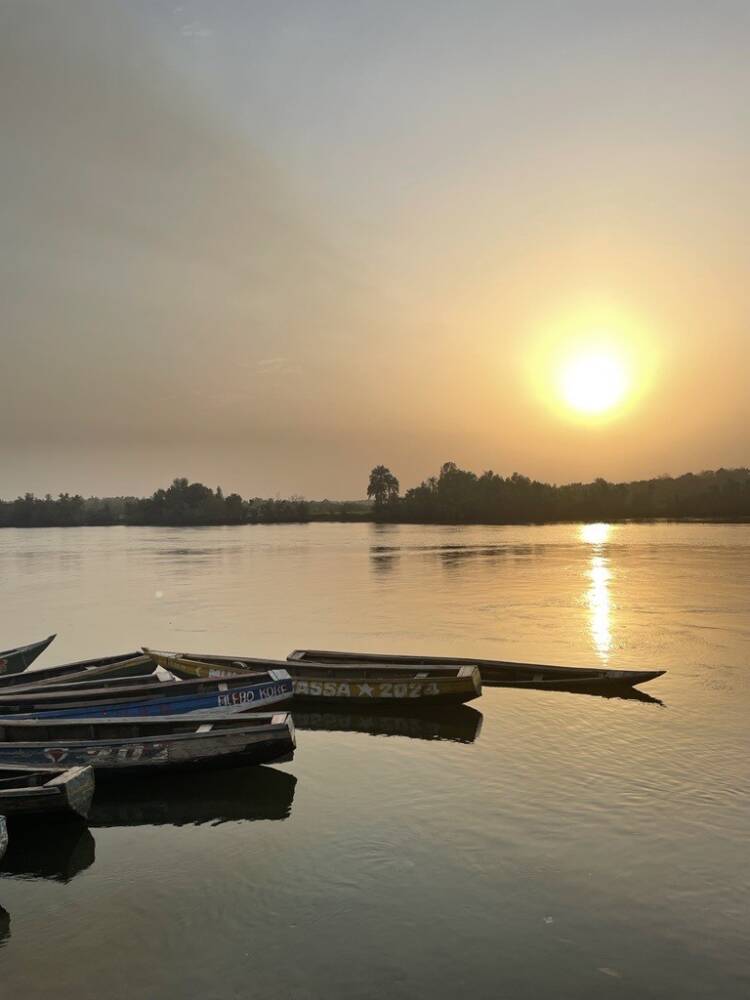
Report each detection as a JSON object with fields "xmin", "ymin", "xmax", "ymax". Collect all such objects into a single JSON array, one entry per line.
[{"xmin": 367, "ymin": 466, "xmax": 400, "ymax": 516}]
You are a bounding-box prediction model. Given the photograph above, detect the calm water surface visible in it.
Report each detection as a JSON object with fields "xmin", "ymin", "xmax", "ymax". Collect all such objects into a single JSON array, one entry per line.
[{"xmin": 0, "ymin": 522, "xmax": 748, "ymax": 999}]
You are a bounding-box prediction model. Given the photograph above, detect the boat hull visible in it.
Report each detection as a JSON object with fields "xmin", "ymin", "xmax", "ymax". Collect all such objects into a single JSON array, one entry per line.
[
  {"xmin": 146, "ymin": 650, "xmax": 482, "ymax": 705},
  {"xmin": 290, "ymin": 671, "xmax": 479, "ymax": 705},
  {"xmin": 0, "ymin": 673, "xmax": 293, "ymax": 719},
  {"xmin": 287, "ymin": 649, "xmax": 665, "ymax": 691},
  {"xmin": 0, "ymin": 765, "xmax": 94, "ymax": 819},
  {"xmin": 0, "ymin": 715, "xmax": 295, "ymax": 774},
  {"xmin": 0, "ymin": 636, "xmax": 56, "ymax": 677}
]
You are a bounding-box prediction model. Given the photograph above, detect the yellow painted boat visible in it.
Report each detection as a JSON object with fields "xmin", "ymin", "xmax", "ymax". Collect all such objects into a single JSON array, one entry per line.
[{"xmin": 144, "ymin": 649, "xmax": 482, "ymax": 706}]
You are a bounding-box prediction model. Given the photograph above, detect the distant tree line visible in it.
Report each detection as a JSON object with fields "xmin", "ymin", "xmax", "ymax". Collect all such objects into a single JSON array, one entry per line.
[
  {"xmin": 0, "ymin": 479, "xmax": 311, "ymax": 527},
  {"xmin": 3, "ymin": 466, "xmax": 748, "ymax": 528},
  {"xmin": 368, "ymin": 463, "xmax": 750, "ymax": 523}
]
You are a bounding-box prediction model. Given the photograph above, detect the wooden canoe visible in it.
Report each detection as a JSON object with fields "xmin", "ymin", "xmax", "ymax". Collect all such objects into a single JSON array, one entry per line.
[
  {"xmin": 145, "ymin": 649, "xmax": 482, "ymax": 705},
  {"xmin": 0, "ymin": 635, "xmax": 56, "ymax": 676},
  {"xmin": 0, "ymin": 764, "xmax": 94, "ymax": 818},
  {"xmin": 0, "ymin": 670, "xmax": 292, "ymax": 719},
  {"xmin": 0, "ymin": 713, "xmax": 295, "ymax": 774},
  {"xmin": 0, "ymin": 652, "xmax": 155, "ymax": 692},
  {"xmin": 287, "ymin": 648, "xmax": 666, "ymax": 691}
]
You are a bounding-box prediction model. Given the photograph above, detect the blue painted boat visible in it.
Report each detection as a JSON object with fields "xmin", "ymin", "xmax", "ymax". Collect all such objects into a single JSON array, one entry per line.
[{"xmin": 0, "ymin": 671, "xmax": 292, "ymax": 720}]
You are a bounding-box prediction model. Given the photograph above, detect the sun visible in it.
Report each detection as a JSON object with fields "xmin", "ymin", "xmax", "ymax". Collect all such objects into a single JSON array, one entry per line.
[
  {"xmin": 558, "ymin": 351, "xmax": 629, "ymax": 415},
  {"xmin": 526, "ymin": 302, "xmax": 658, "ymax": 424}
]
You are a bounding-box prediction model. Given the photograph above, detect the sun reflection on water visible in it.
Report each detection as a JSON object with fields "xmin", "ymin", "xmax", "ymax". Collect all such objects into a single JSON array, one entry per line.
[
  {"xmin": 580, "ymin": 522, "xmax": 611, "ymax": 546},
  {"xmin": 580, "ymin": 523, "xmax": 613, "ymax": 659}
]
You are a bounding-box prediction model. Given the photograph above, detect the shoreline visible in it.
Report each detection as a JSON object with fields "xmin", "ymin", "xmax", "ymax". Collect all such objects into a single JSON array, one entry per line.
[{"xmin": 2, "ymin": 515, "xmax": 749, "ymax": 529}]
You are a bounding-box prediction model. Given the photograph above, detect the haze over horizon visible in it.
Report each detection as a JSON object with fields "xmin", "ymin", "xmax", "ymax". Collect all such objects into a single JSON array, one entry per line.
[{"xmin": 2, "ymin": 1, "xmax": 748, "ymax": 500}]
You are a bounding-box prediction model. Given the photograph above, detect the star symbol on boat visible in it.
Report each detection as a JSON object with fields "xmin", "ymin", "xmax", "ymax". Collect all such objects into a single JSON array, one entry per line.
[{"xmin": 357, "ymin": 682, "xmax": 374, "ymax": 697}]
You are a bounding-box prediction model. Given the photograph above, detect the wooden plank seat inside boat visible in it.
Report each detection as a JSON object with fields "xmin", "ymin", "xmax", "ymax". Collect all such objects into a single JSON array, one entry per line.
[
  {"xmin": 0, "ymin": 772, "xmax": 49, "ymax": 789},
  {"xmin": 0, "ymin": 714, "xmax": 288, "ymax": 739},
  {"xmin": 15, "ymin": 673, "xmax": 168, "ymax": 693}
]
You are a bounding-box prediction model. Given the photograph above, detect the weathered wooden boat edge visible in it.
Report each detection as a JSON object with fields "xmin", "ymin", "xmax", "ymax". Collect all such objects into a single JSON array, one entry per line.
[
  {"xmin": 0, "ymin": 635, "xmax": 57, "ymax": 676},
  {"xmin": 0, "ymin": 671, "xmax": 294, "ymax": 720},
  {"xmin": 0, "ymin": 713, "xmax": 296, "ymax": 775},
  {"xmin": 1, "ymin": 652, "xmax": 154, "ymax": 692},
  {"xmin": 0, "ymin": 764, "xmax": 95, "ymax": 819},
  {"xmin": 287, "ymin": 648, "xmax": 666, "ymax": 689}
]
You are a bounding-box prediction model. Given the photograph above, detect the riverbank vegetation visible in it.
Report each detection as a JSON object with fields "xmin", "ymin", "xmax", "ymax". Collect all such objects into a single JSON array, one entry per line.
[
  {"xmin": 0, "ymin": 479, "xmax": 312, "ymax": 527},
  {"xmin": 1, "ymin": 467, "xmax": 748, "ymax": 527},
  {"xmin": 369, "ymin": 463, "xmax": 750, "ymax": 523}
]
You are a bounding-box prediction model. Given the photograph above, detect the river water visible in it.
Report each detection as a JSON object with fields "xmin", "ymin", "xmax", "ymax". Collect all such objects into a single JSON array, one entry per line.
[{"xmin": 0, "ymin": 522, "xmax": 747, "ymax": 998}]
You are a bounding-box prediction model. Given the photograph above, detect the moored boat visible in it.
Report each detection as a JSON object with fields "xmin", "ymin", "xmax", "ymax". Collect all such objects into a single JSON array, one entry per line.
[
  {"xmin": 0, "ymin": 635, "xmax": 56, "ymax": 676},
  {"xmin": 0, "ymin": 670, "xmax": 292, "ymax": 719},
  {"xmin": 145, "ymin": 649, "xmax": 482, "ymax": 705},
  {"xmin": 0, "ymin": 651, "xmax": 155, "ymax": 692},
  {"xmin": 0, "ymin": 764, "xmax": 94, "ymax": 818},
  {"xmin": 0, "ymin": 713, "xmax": 295, "ymax": 773},
  {"xmin": 287, "ymin": 648, "xmax": 666, "ymax": 691}
]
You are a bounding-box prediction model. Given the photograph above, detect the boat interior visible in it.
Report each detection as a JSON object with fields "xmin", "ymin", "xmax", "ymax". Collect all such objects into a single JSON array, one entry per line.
[
  {"xmin": 0, "ymin": 714, "xmax": 288, "ymax": 743},
  {"xmin": 0, "ymin": 769, "xmax": 58, "ymax": 789}
]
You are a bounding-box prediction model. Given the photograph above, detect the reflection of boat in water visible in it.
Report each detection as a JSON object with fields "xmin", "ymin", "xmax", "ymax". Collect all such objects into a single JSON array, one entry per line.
[
  {"xmin": 0, "ymin": 905, "xmax": 9, "ymax": 946},
  {"xmin": 0, "ymin": 821, "xmax": 95, "ymax": 882},
  {"xmin": 584, "ymin": 686, "xmax": 664, "ymax": 705},
  {"xmin": 292, "ymin": 705, "xmax": 483, "ymax": 743},
  {"xmin": 89, "ymin": 765, "xmax": 296, "ymax": 827}
]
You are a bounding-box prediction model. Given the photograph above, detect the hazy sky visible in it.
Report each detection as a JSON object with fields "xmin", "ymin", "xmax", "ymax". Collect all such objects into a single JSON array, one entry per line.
[{"xmin": 2, "ymin": 0, "xmax": 748, "ymax": 499}]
